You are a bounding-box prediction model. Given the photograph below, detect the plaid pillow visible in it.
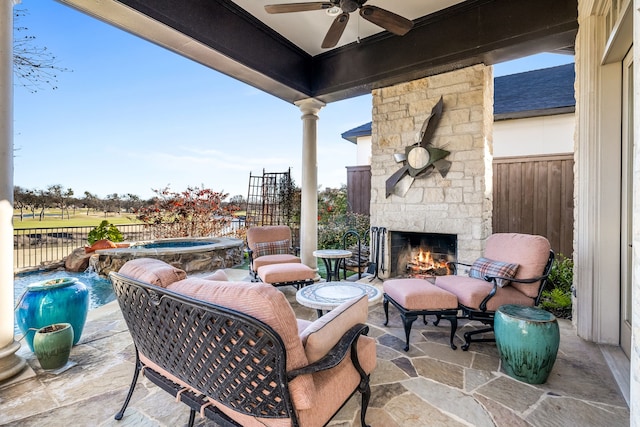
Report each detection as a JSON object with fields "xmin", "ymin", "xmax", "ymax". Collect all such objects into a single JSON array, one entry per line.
[
  {"xmin": 253, "ymin": 239, "xmax": 290, "ymax": 258},
  {"xmin": 469, "ymin": 257, "xmax": 519, "ymax": 288}
]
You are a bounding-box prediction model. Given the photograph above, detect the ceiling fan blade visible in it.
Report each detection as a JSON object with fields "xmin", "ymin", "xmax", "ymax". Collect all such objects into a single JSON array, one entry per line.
[
  {"xmin": 322, "ymin": 12, "xmax": 349, "ymax": 49},
  {"xmin": 359, "ymin": 5, "xmax": 414, "ymax": 36},
  {"xmin": 265, "ymin": 3, "xmax": 333, "ymax": 14}
]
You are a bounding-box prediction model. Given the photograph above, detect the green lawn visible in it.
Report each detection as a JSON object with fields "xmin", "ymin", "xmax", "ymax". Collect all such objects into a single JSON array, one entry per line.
[{"xmin": 13, "ymin": 212, "xmax": 141, "ymax": 229}]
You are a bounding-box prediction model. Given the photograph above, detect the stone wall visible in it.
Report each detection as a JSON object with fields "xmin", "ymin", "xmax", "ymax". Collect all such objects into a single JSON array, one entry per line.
[
  {"xmin": 89, "ymin": 239, "xmax": 245, "ymax": 277},
  {"xmin": 370, "ymin": 65, "xmax": 494, "ymax": 276}
]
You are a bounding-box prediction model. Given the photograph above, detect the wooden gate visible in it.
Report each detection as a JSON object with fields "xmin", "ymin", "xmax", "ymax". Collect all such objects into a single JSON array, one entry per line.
[{"xmin": 492, "ymin": 154, "xmax": 574, "ymax": 257}]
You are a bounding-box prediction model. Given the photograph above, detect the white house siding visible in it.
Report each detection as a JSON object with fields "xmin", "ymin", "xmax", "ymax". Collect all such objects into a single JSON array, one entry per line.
[
  {"xmin": 356, "ymin": 135, "xmax": 372, "ymax": 165},
  {"xmin": 493, "ymin": 113, "xmax": 575, "ymax": 157}
]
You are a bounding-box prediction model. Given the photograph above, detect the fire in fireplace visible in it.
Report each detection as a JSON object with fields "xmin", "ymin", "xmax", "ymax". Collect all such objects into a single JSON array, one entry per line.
[{"xmin": 390, "ymin": 231, "xmax": 457, "ymax": 278}]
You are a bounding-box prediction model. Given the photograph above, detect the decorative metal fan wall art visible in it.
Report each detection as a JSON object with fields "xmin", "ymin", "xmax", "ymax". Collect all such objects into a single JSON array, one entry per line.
[
  {"xmin": 385, "ymin": 96, "xmax": 451, "ymax": 198},
  {"xmin": 264, "ymin": 1, "xmax": 414, "ymax": 48}
]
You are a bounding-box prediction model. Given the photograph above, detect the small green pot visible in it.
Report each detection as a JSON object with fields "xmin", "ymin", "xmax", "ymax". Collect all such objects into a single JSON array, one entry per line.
[{"xmin": 33, "ymin": 323, "xmax": 74, "ymax": 370}]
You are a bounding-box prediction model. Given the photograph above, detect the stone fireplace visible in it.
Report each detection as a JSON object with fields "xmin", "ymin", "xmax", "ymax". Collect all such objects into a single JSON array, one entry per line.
[{"xmin": 370, "ymin": 65, "xmax": 493, "ymax": 278}]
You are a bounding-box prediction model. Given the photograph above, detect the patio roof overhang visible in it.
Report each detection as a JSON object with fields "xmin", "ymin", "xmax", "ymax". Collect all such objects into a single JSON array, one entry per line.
[{"xmin": 58, "ymin": 0, "xmax": 577, "ymax": 104}]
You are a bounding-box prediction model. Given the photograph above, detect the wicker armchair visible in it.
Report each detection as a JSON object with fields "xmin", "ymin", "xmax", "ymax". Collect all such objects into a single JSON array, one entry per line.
[{"xmin": 110, "ymin": 258, "xmax": 376, "ymax": 427}]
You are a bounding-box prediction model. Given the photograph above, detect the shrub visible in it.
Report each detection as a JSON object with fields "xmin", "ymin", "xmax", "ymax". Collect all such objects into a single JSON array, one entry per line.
[
  {"xmin": 87, "ymin": 220, "xmax": 124, "ymax": 245},
  {"xmin": 540, "ymin": 254, "xmax": 573, "ymax": 319},
  {"xmin": 318, "ymin": 212, "xmax": 370, "ymax": 249},
  {"xmin": 134, "ymin": 186, "xmax": 237, "ymax": 238}
]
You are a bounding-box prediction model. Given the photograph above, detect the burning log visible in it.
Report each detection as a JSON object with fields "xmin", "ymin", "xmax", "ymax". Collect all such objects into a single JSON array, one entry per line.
[{"xmin": 405, "ymin": 249, "xmax": 451, "ymax": 277}]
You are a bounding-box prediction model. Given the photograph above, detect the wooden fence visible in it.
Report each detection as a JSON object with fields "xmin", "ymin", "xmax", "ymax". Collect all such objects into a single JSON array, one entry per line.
[
  {"xmin": 346, "ymin": 165, "xmax": 371, "ymax": 215},
  {"xmin": 492, "ymin": 154, "xmax": 574, "ymax": 257}
]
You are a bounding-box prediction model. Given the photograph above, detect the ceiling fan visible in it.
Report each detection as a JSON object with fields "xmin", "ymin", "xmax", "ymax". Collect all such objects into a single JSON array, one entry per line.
[{"xmin": 264, "ymin": 1, "xmax": 414, "ymax": 49}]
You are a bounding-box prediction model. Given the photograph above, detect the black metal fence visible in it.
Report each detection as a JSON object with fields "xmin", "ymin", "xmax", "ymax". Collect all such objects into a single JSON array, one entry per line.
[
  {"xmin": 14, "ymin": 224, "xmax": 149, "ymax": 271},
  {"xmin": 13, "ymin": 220, "xmax": 246, "ymax": 271}
]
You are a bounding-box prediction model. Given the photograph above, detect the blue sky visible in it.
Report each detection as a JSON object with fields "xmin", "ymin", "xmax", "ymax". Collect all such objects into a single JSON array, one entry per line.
[{"xmin": 13, "ymin": 1, "xmax": 574, "ymax": 200}]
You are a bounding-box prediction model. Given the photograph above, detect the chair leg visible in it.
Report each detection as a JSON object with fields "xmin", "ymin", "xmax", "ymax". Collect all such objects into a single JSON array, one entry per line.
[
  {"xmin": 433, "ymin": 313, "xmax": 442, "ymax": 326},
  {"xmin": 383, "ymin": 295, "xmax": 390, "ymax": 326},
  {"xmin": 187, "ymin": 409, "xmax": 196, "ymax": 427},
  {"xmin": 401, "ymin": 314, "xmax": 418, "ymax": 352},
  {"xmin": 250, "ymin": 270, "xmax": 259, "ymax": 282},
  {"xmin": 115, "ymin": 351, "xmax": 141, "ymax": 420},
  {"xmin": 358, "ymin": 375, "xmax": 372, "ymax": 427},
  {"xmin": 461, "ymin": 326, "xmax": 494, "ymax": 351},
  {"xmin": 446, "ymin": 315, "xmax": 457, "ymax": 350}
]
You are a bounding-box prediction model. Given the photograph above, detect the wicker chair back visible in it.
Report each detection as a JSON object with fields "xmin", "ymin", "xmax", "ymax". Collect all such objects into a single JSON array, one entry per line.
[{"xmin": 110, "ymin": 272, "xmax": 297, "ymax": 423}]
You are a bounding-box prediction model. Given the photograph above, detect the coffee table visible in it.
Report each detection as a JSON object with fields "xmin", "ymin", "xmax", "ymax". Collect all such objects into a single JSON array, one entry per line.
[{"xmin": 296, "ymin": 281, "xmax": 382, "ymax": 317}]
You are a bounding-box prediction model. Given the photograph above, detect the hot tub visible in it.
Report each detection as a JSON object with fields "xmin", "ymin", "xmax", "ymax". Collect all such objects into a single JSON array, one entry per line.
[{"xmin": 90, "ymin": 237, "xmax": 244, "ymax": 276}]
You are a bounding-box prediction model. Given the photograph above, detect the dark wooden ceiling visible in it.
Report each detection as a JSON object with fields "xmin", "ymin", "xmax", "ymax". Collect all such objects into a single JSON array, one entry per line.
[{"xmin": 112, "ymin": 0, "xmax": 577, "ymax": 103}]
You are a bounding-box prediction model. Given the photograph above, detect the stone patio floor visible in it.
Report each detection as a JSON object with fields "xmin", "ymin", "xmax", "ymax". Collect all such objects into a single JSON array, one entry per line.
[{"xmin": 0, "ymin": 269, "xmax": 631, "ymax": 427}]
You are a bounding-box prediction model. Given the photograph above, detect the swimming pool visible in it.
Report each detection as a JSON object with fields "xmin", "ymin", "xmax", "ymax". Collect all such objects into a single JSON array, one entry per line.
[{"xmin": 14, "ymin": 270, "xmax": 115, "ymax": 335}]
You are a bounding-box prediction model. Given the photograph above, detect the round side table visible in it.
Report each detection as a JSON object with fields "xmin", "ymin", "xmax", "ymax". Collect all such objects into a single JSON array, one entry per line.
[
  {"xmin": 313, "ymin": 249, "xmax": 352, "ymax": 282},
  {"xmin": 494, "ymin": 304, "xmax": 560, "ymax": 384},
  {"xmin": 296, "ymin": 281, "xmax": 382, "ymax": 317}
]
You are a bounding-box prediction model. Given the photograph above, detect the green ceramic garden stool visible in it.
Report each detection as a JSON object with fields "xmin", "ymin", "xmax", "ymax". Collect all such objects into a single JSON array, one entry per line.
[{"xmin": 494, "ymin": 304, "xmax": 560, "ymax": 384}]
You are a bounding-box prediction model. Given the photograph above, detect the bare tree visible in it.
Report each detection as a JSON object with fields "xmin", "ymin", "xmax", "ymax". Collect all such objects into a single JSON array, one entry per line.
[
  {"xmin": 13, "ymin": 9, "xmax": 70, "ymax": 92},
  {"xmin": 82, "ymin": 191, "xmax": 99, "ymax": 215}
]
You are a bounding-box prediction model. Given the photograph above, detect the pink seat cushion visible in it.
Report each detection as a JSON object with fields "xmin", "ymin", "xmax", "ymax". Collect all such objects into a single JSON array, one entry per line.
[
  {"xmin": 435, "ymin": 275, "xmax": 534, "ymax": 311},
  {"xmin": 253, "ymin": 253, "xmax": 301, "ymax": 270},
  {"xmin": 118, "ymin": 258, "xmax": 186, "ymax": 288},
  {"xmin": 383, "ymin": 278, "xmax": 458, "ymax": 310},
  {"xmin": 484, "ymin": 233, "xmax": 551, "ymax": 298},
  {"xmin": 258, "ymin": 262, "xmax": 316, "ymax": 284}
]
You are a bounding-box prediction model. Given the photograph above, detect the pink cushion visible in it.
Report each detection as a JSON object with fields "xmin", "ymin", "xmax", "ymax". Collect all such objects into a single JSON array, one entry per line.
[
  {"xmin": 247, "ymin": 225, "xmax": 292, "ymax": 249},
  {"xmin": 253, "ymin": 253, "xmax": 301, "ymax": 270},
  {"xmin": 484, "ymin": 233, "xmax": 551, "ymax": 298},
  {"xmin": 299, "ymin": 296, "xmax": 368, "ymax": 363},
  {"xmin": 435, "ymin": 274, "xmax": 534, "ymax": 311},
  {"xmin": 258, "ymin": 263, "xmax": 316, "ymax": 284},
  {"xmin": 297, "ymin": 336, "xmax": 377, "ymax": 427},
  {"xmin": 297, "ymin": 318, "xmax": 313, "ymax": 334},
  {"xmin": 383, "ymin": 278, "xmax": 458, "ymax": 310},
  {"xmin": 212, "ymin": 335, "xmax": 377, "ymax": 427},
  {"xmin": 117, "ymin": 258, "xmax": 186, "ymax": 288},
  {"xmin": 166, "ymin": 277, "xmax": 315, "ymax": 410}
]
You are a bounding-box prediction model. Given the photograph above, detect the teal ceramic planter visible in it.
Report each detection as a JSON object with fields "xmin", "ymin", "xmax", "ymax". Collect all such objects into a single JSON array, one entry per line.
[
  {"xmin": 16, "ymin": 277, "xmax": 89, "ymax": 352},
  {"xmin": 33, "ymin": 323, "xmax": 74, "ymax": 370},
  {"xmin": 494, "ymin": 304, "xmax": 560, "ymax": 384}
]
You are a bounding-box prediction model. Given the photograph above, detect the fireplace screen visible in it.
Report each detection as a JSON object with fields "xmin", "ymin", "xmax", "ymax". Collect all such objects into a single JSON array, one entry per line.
[{"xmin": 390, "ymin": 232, "xmax": 457, "ymax": 278}]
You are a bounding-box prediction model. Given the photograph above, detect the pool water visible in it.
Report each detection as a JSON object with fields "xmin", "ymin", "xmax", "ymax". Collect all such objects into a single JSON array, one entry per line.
[
  {"xmin": 131, "ymin": 240, "xmax": 215, "ymax": 249},
  {"xmin": 14, "ymin": 270, "xmax": 115, "ymax": 335}
]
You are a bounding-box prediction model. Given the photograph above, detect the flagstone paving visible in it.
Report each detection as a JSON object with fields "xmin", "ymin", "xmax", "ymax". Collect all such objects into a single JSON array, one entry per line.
[{"xmin": 0, "ymin": 271, "xmax": 630, "ymax": 427}]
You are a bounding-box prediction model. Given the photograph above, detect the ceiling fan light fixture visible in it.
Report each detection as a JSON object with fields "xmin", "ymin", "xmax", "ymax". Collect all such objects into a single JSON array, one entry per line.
[{"xmin": 326, "ymin": 6, "xmax": 342, "ymax": 16}]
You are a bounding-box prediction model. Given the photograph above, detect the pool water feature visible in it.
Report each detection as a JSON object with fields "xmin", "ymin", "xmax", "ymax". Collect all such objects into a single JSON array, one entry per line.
[
  {"xmin": 92, "ymin": 236, "xmax": 244, "ymax": 277},
  {"xmin": 14, "ymin": 270, "xmax": 114, "ymax": 335},
  {"xmin": 130, "ymin": 240, "xmax": 214, "ymax": 249}
]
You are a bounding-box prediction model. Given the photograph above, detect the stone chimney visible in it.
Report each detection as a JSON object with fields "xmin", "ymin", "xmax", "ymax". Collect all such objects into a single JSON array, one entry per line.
[{"xmin": 370, "ymin": 65, "xmax": 494, "ymax": 277}]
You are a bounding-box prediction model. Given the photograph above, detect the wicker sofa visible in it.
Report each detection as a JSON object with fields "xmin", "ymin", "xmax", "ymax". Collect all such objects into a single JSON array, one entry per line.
[{"xmin": 110, "ymin": 258, "xmax": 376, "ymax": 427}]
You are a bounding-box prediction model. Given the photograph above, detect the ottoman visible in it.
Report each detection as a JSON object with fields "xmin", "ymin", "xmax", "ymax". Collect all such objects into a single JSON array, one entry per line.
[
  {"xmin": 257, "ymin": 263, "xmax": 316, "ymax": 289},
  {"xmin": 383, "ymin": 278, "xmax": 459, "ymax": 350}
]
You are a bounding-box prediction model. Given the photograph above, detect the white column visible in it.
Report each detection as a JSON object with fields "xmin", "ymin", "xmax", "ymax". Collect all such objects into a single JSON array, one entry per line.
[
  {"xmin": 631, "ymin": 1, "xmax": 640, "ymax": 423},
  {"xmin": 0, "ymin": 0, "xmax": 24, "ymax": 382},
  {"xmin": 294, "ymin": 99, "xmax": 325, "ymax": 269}
]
